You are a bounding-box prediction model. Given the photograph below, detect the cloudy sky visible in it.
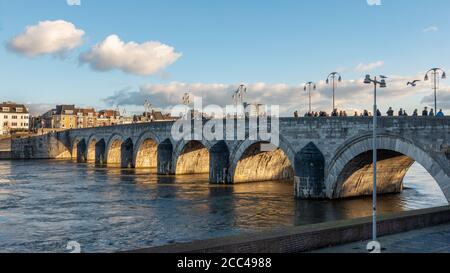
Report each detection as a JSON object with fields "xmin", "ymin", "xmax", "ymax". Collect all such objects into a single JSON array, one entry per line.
[{"xmin": 0, "ymin": 0, "xmax": 449, "ymax": 116}]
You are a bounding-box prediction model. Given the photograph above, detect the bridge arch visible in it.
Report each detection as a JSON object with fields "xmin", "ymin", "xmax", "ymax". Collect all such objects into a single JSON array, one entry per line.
[
  {"xmin": 327, "ymin": 134, "xmax": 450, "ymax": 201},
  {"xmin": 174, "ymin": 139, "xmax": 212, "ymax": 175},
  {"xmin": 72, "ymin": 138, "xmax": 87, "ymax": 163},
  {"xmin": 133, "ymin": 131, "xmax": 161, "ymax": 168},
  {"xmin": 229, "ymin": 136, "xmax": 296, "ymax": 183},
  {"xmin": 87, "ymin": 135, "xmax": 98, "ymax": 162},
  {"xmin": 105, "ymin": 134, "xmax": 134, "ymax": 168}
]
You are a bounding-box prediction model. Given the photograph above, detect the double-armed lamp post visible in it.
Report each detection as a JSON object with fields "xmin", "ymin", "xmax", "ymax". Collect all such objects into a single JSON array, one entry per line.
[
  {"xmin": 424, "ymin": 68, "xmax": 446, "ymax": 115},
  {"xmin": 304, "ymin": 82, "xmax": 316, "ymax": 114},
  {"xmin": 326, "ymin": 72, "xmax": 342, "ymax": 112},
  {"xmin": 363, "ymin": 74, "xmax": 387, "ymax": 242}
]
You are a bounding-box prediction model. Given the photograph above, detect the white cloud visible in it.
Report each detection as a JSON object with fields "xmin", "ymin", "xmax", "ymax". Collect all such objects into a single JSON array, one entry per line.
[
  {"xmin": 366, "ymin": 0, "xmax": 382, "ymax": 6},
  {"xmin": 355, "ymin": 61, "xmax": 385, "ymax": 72},
  {"xmin": 423, "ymin": 26, "xmax": 439, "ymax": 33},
  {"xmin": 421, "ymin": 86, "xmax": 450, "ymax": 109},
  {"xmin": 79, "ymin": 35, "xmax": 182, "ymax": 76},
  {"xmin": 7, "ymin": 20, "xmax": 85, "ymax": 56}
]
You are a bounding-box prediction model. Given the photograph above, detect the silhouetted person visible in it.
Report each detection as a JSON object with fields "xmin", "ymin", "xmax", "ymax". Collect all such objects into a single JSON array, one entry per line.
[
  {"xmin": 387, "ymin": 107, "xmax": 394, "ymax": 116},
  {"xmin": 363, "ymin": 110, "xmax": 369, "ymax": 117},
  {"xmin": 331, "ymin": 109, "xmax": 338, "ymax": 117},
  {"xmin": 403, "ymin": 110, "xmax": 408, "ymax": 116},
  {"xmin": 436, "ymin": 109, "xmax": 444, "ymax": 117},
  {"xmin": 413, "ymin": 109, "xmax": 418, "ymax": 116},
  {"xmin": 354, "ymin": 111, "xmax": 358, "ymax": 117},
  {"xmin": 294, "ymin": 111, "xmax": 299, "ymax": 118},
  {"xmin": 377, "ymin": 109, "xmax": 382, "ymax": 116},
  {"xmin": 398, "ymin": 108, "xmax": 403, "ymax": 116},
  {"xmin": 429, "ymin": 109, "xmax": 434, "ymax": 116},
  {"xmin": 422, "ymin": 107, "xmax": 428, "ymax": 116}
]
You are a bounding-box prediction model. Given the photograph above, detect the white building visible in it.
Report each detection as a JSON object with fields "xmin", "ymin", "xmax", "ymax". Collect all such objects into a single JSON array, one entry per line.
[{"xmin": 0, "ymin": 102, "xmax": 30, "ymax": 135}]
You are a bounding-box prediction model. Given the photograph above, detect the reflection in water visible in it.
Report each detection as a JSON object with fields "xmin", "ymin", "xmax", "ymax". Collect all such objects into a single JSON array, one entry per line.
[{"xmin": 0, "ymin": 160, "xmax": 447, "ymax": 252}]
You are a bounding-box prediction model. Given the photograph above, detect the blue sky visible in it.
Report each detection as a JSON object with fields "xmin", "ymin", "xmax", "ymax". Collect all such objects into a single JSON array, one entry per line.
[{"xmin": 0, "ymin": 0, "xmax": 449, "ymax": 116}]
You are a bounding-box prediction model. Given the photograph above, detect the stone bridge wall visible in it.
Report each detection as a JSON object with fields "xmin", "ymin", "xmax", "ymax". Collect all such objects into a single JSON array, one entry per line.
[{"xmin": 11, "ymin": 117, "xmax": 450, "ymax": 201}]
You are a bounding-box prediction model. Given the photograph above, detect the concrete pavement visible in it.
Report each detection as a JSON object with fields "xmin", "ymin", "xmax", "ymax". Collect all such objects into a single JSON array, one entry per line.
[{"xmin": 313, "ymin": 222, "xmax": 450, "ymax": 253}]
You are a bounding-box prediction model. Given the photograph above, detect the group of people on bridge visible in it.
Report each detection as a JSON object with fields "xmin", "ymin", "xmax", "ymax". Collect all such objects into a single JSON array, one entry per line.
[{"xmin": 294, "ymin": 107, "xmax": 446, "ymax": 118}]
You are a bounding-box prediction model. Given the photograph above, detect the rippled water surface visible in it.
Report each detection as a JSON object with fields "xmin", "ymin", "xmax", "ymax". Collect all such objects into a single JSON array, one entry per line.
[{"xmin": 0, "ymin": 160, "xmax": 447, "ymax": 252}]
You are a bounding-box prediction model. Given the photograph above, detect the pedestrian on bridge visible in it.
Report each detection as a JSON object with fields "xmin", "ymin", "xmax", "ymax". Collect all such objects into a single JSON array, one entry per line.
[{"xmin": 387, "ymin": 107, "xmax": 394, "ymax": 116}]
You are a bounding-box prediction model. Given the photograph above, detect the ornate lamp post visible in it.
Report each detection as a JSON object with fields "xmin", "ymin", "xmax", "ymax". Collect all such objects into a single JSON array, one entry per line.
[
  {"xmin": 232, "ymin": 83, "xmax": 247, "ymax": 106},
  {"xmin": 363, "ymin": 74, "xmax": 387, "ymax": 244},
  {"xmin": 326, "ymin": 72, "xmax": 342, "ymax": 112},
  {"xmin": 424, "ymin": 68, "xmax": 446, "ymax": 115},
  {"xmin": 304, "ymin": 82, "xmax": 316, "ymax": 114}
]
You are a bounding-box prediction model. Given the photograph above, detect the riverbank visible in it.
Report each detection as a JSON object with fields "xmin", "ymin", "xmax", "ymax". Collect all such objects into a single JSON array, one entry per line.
[{"xmin": 130, "ymin": 206, "xmax": 450, "ymax": 253}]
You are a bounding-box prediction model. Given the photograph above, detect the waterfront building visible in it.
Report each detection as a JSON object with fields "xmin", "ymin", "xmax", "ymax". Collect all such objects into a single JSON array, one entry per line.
[
  {"xmin": 75, "ymin": 108, "xmax": 97, "ymax": 129},
  {"xmin": 0, "ymin": 102, "xmax": 30, "ymax": 135},
  {"xmin": 97, "ymin": 109, "xmax": 122, "ymax": 126}
]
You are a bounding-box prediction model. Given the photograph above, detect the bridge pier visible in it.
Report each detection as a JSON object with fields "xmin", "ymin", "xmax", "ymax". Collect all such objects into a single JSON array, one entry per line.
[
  {"xmin": 294, "ymin": 143, "xmax": 326, "ymax": 199},
  {"xmin": 157, "ymin": 139, "xmax": 174, "ymax": 175},
  {"xmin": 120, "ymin": 139, "xmax": 134, "ymax": 168},
  {"xmin": 95, "ymin": 139, "xmax": 106, "ymax": 165},
  {"xmin": 209, "ymin": 141, "xmax": 230, "ymax": 183},
  {"xmin": 76, "ymin": 140, "xmax": 87, "ymax": 163}
]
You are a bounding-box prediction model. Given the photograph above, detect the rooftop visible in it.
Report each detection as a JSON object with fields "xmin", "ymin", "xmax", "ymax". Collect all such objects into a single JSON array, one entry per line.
[{"xmin": 0, "ymin": 102, "xmax": 29, "ymax": 114}]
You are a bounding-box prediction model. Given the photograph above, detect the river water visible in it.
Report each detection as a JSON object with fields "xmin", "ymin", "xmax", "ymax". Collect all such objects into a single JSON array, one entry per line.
[{"xmin": 0, "ymin": 160, "xmax": 447, "ymax": 253}]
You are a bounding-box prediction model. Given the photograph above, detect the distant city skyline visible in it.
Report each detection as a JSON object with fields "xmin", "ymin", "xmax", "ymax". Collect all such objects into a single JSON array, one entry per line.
[{"xmin": 0, "ymin": 0, "xmax": 449, "ymax": 116}]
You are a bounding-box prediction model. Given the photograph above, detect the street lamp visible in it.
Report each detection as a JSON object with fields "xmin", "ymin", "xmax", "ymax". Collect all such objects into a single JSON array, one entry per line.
[
  {"xmin": 326, "ymin": 72, "xmax": 342, "ymax": 112},
  {"xmin": 424, "ymin": 68, "xmax": 447, "ymax": 116},
  {"xmin": 232, "ymin": 83, "xmax": 247, "ymax": 106},
  {"xmin": 304, "ymin": 82, "xmax": 316, "ymax": 114},
  {"xmin": 363, "ymin": 74, "xmax": 387, "ymax": 244}
]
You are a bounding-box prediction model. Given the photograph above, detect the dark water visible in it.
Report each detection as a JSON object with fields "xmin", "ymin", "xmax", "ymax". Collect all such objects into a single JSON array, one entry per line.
[{"xmin": 0, "ymin": 160, "xmax": 447, "ymax": 253}]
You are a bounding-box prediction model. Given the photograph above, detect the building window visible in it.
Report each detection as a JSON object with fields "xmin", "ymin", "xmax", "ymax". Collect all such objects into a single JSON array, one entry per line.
[
  {"xmin": 2, "ymin": 107, "xmax": 10, "ymax": 112},
  {"xmin": 3, "ymin": 115, "xmax": 7, "ymax": 119},
  {"xmin": 12, "ymin": 116, "xmax": 17, "ymax": 119},
  {"xmin": 16, "ymin": 108, "xmax": 23, "ymax": 113},
  {"xmin": 12, "ymin": 122, "xmax": 17, "ymax": 126}
]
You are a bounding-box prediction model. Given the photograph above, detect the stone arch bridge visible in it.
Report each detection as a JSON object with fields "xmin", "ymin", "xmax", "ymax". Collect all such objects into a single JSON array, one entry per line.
[{"xmin": 11, "ymin": 117, "xmax": 450, "ymax": 201}]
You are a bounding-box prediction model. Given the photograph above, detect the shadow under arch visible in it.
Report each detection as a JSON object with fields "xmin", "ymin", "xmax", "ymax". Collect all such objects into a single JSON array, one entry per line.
[{"xmin": 327, "ymin": 134, "xmax": 450, "ymax": 202}]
